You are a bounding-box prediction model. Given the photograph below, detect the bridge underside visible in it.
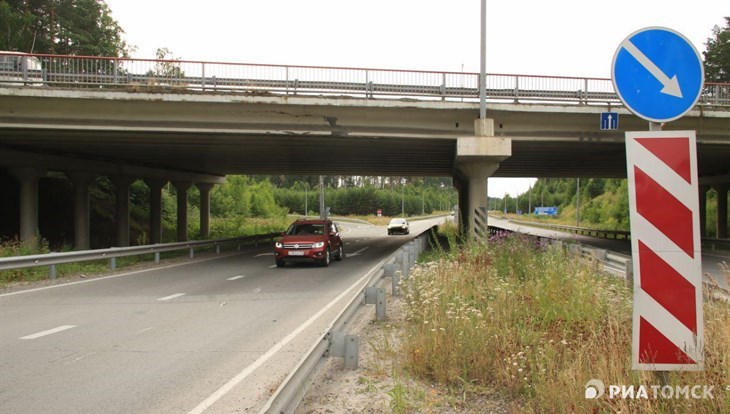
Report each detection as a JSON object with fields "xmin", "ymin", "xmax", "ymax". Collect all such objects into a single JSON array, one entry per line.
[
  {"xmin": 0, "ymin": 90, "xmax": 728, "ymax": 179},
  {"xmin": 1, "ymin": 128, "xmax": 729, "ymax": 178}
]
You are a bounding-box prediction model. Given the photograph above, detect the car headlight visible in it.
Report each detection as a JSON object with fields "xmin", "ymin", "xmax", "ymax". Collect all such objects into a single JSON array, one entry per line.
[
  {"xmin": 312, "ymin": 241, "xmax": 325, "ymax": 248},
  {"xmin": 275, "ymin": 242, "xmax": 283, "ymax": 248}
]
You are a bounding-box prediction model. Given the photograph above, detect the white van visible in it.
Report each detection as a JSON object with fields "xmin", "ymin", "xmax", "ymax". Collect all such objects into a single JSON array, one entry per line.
[{"xmin": 0, "ymin": 51, "xmax": 44, "ymax": 85}]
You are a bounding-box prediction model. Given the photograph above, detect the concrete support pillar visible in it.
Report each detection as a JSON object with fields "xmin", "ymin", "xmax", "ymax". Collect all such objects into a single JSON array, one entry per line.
[
  {"xmin": 699, "ymin": 185, "xmax": 709, "ymax": 238},
  {"xmin": 112, "ymin": 176, "xmax": 135, "ymax": 247},
  {"xmin": 458, "ymin": 162, "xmax": 499, "ymax": 241},
  {"xmin": 715, "ymin": 184, "xmax": 728, "ymax": 239},
  {"xmin": 196, "ymin": 183, "xmax": 214, "ymax": 239},
  {"xmin": 9, "ymin": 167, "xmax": 45, "ymax": 242},
  {"xmin": 173, "ymin": 181, "xmax": 192, "ymax": 242},
  {"xmin": 67, "ymin": 172, "xmax": 95, "ymax": 250},
  {"xmin": 145, "ymin": 178, "xmax": 166, "ymax": 244},
  {"xmin": 455, "ymin": 118, "xmax": 511, "ymax": 242}
]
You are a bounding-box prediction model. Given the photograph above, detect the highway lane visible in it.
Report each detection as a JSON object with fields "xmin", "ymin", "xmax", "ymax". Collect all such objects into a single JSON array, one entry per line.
[
  {"xmin": 0, "ymin": 218, "xmax": 444, "ymax": 414},
  {"xmin": 489, "ymin": 216, "xmax": 729, "ymax": 290}
]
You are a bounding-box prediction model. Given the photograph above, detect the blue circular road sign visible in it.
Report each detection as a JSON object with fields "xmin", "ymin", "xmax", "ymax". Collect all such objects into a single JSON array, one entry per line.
[{"xmin": 611, "ymin": 27, "xmax": 704, "ymax": 123}]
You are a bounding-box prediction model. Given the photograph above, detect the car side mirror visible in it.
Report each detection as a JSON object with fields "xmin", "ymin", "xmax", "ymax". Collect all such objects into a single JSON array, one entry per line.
[{"xmin": 330, "ymin": 232, "xmax": 338, "ymax": 237}]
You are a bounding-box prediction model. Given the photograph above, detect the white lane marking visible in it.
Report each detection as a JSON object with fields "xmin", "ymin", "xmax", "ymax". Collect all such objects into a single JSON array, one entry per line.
[
  {"xmin": 138, "ymin": 327, "xmax": 153, "ymax": 334},
  {"xmin": 227, "ymin": 275, "xmax": 245, "ymax": 281},
  {"xmin": 252, "ymin": 288, "xmax": 262, "ymax": 294},
  {"xmin": 349, "ymin": 246, "xmax": 370, "ymax": 257},
  {"xmin": 268, "ymin": 265, "xmax": 277, "ymax": 269},
  {"xmin": 187, "ymin": 264, "xmax": 373, "ymax": 414},
  {"xmin": 157, "ymin": 293, "xmax": 186, "ymax": 301},
  {"xmin": 0, "ymin": 250, "xmax": 256, "ymax": 298},
  {"xmin": 255, "ymin": 253, "xmax": 274, "ymax": 257},
  {"xmin": 20, "ymin": 325, "xmax": 77, "ymax": 340}
]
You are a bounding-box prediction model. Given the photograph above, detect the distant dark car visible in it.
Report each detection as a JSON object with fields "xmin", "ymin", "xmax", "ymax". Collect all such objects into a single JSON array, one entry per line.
[
  {"xmin": 274, "ymin": 219, "xmax": 344, "ymax": 267},
  {"xmin": 387, "ymin": 218, "xmax": 410, "ymax": 235}
]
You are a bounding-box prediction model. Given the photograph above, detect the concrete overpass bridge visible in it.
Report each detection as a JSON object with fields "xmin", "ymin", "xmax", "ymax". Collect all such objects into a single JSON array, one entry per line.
[{"xmin": 1, "ymin": 53, "xmax": 729, "ymax": 247}]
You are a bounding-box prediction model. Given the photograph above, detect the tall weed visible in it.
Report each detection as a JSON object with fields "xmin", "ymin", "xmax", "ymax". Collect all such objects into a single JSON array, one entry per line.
[{"xmin": 400, "ymin": 234, "xmax": 729, "ymax": 412}]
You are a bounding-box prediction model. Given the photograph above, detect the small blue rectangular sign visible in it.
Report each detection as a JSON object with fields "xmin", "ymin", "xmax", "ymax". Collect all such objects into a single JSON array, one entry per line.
[
  {"xmin": 534, "ymin": 207, "xmax": 558, "ymax": 216},
  {"xmin": 601, "ymin": 112, "xmax": 619, "ymax": 130}
]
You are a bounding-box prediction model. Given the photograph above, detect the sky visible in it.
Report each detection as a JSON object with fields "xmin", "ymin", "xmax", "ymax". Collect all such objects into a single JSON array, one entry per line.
[{"xmin": 103, "ymin": 0, "xmax": 727, "ymax": 197}]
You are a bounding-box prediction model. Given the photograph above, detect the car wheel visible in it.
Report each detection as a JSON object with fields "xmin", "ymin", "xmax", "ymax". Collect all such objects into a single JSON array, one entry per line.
[
  {"xmin": 335, "ymin": 245, "xmax": 344, "ymax": 261},
  {"xmin": 275, "ymin": 259, "xmax": 285, "ymax": 268},
  {"xmin": 388, "ymin": 231, "xmax": 392, "ymax": 235},
  {"xmin": 321, "ymin": 249, "xmax": 331, "ymax": 266}
]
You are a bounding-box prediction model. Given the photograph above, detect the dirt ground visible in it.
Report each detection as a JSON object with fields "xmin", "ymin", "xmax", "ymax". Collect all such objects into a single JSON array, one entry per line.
[{"xmin": 296, "ymin": 274, "xmax": 511, "ymax": 414}]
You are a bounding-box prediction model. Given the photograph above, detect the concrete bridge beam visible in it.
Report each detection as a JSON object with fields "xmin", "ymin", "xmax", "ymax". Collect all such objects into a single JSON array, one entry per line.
[{"xmin": 9, "ymin": 167, "xmax": 46, "ymax": 242}]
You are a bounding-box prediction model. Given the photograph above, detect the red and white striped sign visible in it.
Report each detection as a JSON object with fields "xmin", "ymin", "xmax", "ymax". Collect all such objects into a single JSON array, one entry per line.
[{"xmin": 626, "ymin": 130, "xmax": 703, "ymax": 371}]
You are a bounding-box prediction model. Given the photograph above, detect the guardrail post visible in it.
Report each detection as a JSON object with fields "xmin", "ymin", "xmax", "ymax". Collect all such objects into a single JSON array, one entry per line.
[
  {"xmin": 408, "ymin": 242, "xmax": 417, "ymax": 268},
  {"xmin": 384, "ymin": 263, "xmax": 399, "ymax": 296},
  {"xmin": 215, "ymin": 244, "xmax": 220, "ymax": 254},
  {"xmin": 593, "ymin": 249, "xmax": 607, "ymax": 262},
  {"xmin": 154, "ymin": 252, "xmax": 160, "ymax": 264},
  {"xmin": 625, "ymin": 259, "xmax": 634, "ymax": 289},
  {"xmin": 401, "ymin": 250, "xmax": 410, "ymax": 279},
  {"xmin": 110, "ymin": 257, "xmax": 116, "ymax": 271},
  {"xmin": 49, "ymin": 264, "xmax": 57, "ymax": 279},
  {"xmin": 365, "ymin": 287, "xmax": 386, "ymax": 320},
  {"xmin": 328, "ymin": 332, "xmax": 359, "ymax": 370},
  {"xmin": 189, "ymin": 248, "xmax": 194, "ymax": 259}
]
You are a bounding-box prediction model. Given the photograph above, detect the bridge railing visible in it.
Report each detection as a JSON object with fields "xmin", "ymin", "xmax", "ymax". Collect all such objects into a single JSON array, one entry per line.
[{"xmin": 1, "ymin": 52, "xmax": 728, "ymax": 107}]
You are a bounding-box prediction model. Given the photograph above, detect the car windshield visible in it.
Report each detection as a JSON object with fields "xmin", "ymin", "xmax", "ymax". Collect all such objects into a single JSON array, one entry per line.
[
  {"xmin": 286, "ymin": 223, "xmax": 325, "ymax": 235},
  {"xmin": 390, "ymin": 219, "xmax": 405, "ymax": 225}
]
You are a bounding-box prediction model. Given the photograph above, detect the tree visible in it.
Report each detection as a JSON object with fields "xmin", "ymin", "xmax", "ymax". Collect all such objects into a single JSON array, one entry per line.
[
  {"xmin": 0, "ymin": 0, "xmax": 129, "ymax": 56},
  {"xmin": 704, "ymin": 17, "xmax": 730, "ymax": 83}
]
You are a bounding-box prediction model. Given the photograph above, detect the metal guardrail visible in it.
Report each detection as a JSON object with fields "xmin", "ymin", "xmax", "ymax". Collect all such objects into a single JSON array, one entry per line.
[
  {"xmin": 1, "ymin": 52, "xmax": 729, "ymax": 107},
  {"xmin": 506, "ymin": 217, "xmax": 730, "ymax": 251},
  {"xmin": 0, "ymin": 233, "xmax": 279, "ymax": 279},
  {"xmin": 508, "ymin": 218, "xmax": 631, "ymax": 240},
  {"xmin": 491, "ymin": 224, "xmax": 730, "ymax": 301},
  {"xmin": 260, "ymin": 226, "xmax": 437, "ymax": 413}
]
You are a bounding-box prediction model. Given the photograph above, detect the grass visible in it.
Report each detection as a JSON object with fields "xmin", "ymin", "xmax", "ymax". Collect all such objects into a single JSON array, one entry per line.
[{"xmin": 395, "ymin": 232, "xmax": 729, "ymax": 413}]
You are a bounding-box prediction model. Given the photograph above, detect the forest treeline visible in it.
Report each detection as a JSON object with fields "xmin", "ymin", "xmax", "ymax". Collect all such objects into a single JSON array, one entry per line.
[{"xmin": 505, "ymin": 177, "xmax": 725, "ymax": 237}]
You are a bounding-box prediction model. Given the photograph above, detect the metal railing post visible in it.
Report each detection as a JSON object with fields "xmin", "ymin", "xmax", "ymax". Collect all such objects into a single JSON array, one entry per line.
[{"xmin": 201, "ymin": 62, "xmax": 206, "ymax": 90}]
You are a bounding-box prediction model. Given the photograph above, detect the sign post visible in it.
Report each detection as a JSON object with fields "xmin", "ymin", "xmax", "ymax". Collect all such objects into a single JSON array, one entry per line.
[{"xmin": 613, "ymin": 27, "xmax": 705, "ymax": 371}]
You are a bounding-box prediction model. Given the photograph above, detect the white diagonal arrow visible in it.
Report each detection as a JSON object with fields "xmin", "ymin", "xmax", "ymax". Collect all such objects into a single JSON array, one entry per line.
[{"xmin": 621, "ymin": 39, "xmax": 683, "ymax": 98}]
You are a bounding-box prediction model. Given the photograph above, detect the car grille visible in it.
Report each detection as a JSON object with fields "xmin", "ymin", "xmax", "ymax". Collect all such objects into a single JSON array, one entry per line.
[{"xmin": 282, "ymin": 243, "xmax": 314, "ymax": 249}]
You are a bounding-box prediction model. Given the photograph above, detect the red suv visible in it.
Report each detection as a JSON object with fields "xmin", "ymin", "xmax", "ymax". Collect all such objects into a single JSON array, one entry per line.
[{"xmin": 274, "ymin": 219, "xmax": 345, "ymax": 267}]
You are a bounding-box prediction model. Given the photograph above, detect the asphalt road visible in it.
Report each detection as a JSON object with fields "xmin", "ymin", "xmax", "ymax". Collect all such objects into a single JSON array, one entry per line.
[
  {"xmin": 0, "ymin": 218, "xmax": 444, "ymax": 414},
  {"xmin": 489, "ymin": 216, "xmax": 730, "ymax": 290}
]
